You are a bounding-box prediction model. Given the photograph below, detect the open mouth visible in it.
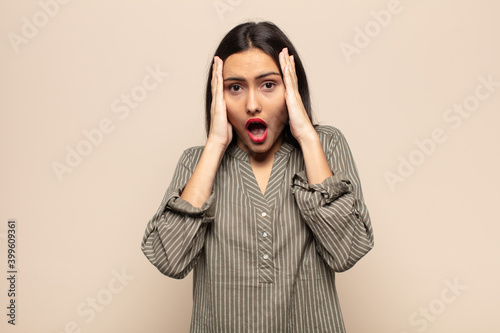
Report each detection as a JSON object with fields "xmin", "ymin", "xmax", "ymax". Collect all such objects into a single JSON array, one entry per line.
[{"xmin": 245, "ymin": 118, "xmax": 268, "ymax": 143}]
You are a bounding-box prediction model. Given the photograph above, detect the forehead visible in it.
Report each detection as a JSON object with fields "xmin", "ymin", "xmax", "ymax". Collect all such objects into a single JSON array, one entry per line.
[{"xmin": 223, "ymin": 48, "xmax": 279, "ymax": 77}]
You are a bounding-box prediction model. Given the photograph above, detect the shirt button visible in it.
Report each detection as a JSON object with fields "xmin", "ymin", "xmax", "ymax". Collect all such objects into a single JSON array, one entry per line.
[
  {"xmin": 261, "ymin": 212, "xmax": 267, "ymax": 217},
  {"xmin": 263, "ymin": 254, "xmax": 269, "ymax": 260},
  {"xmin": 262, "ymin": 232, "xmax": 268, "ymax": 238}
]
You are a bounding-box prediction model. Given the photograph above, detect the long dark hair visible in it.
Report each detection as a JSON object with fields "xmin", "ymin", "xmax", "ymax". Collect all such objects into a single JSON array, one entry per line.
[{"xmin": 205, "ymin": 21, "xmax": 314, "ymax": 148}]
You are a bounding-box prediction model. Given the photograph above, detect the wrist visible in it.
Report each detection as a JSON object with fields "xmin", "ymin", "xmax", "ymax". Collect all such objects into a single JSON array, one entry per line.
[
  {"xmin": 205, "ymin": 138, "xmax": 229, "ymax": 156},
  {"xmin": 296, "ymin": 128, "xmax": 319, "ymax": 147}
]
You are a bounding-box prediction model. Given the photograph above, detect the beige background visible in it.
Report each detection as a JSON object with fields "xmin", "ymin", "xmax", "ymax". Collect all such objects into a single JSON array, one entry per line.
[{"xmin": 1, "ymin": 0, "xmax": 499, "ymax": 332}]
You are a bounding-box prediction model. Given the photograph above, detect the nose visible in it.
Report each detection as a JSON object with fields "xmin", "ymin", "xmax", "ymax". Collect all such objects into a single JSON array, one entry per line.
[{"xmin": 246, "ymin": 88, "xmax": 261, "ymax": 114}]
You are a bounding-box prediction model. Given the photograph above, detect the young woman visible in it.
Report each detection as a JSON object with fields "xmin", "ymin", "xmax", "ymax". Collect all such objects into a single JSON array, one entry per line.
[{"xmin": 141, "ymin": 21, "xmax": 374, "ymax": 333}]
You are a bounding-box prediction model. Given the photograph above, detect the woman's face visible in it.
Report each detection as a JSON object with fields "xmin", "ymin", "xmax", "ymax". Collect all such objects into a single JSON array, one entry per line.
[{"xmin": 222, "ymin": 48, "xmax": 288, "ymax": 157}]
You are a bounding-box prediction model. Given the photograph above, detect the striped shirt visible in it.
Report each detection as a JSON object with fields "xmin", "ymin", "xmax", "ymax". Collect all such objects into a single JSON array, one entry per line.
[{"xmin": 141, "ymin": 125, "xmax": 374, "ymax": 332}]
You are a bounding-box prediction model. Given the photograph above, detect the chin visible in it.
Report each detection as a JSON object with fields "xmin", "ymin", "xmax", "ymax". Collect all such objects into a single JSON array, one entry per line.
[
  {"xmin": 246, "ymin": 139, "xmax": 278, "ymax": 155},
  {"xmin": 249, "ymin": 145, "xmax": 270, "ymax": 154},
  {"xmin": 236, "ymin": 130, "xmax": 283, "ymax": 155}
]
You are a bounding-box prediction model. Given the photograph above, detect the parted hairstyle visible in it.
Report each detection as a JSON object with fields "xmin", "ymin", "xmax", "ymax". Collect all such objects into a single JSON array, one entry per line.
[{"xmin": 205, "ymin": 21, "xmax": 314, "ymax": 148}]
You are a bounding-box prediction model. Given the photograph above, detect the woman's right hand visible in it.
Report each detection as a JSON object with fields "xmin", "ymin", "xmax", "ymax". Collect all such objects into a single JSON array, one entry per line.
[
  {"xmin": 207, "ymin": 56, "xmax": 233, "ymax": 149},
  {"xmin": 180, "ymin": 57, "xmax": 231, "ymax": 207}
]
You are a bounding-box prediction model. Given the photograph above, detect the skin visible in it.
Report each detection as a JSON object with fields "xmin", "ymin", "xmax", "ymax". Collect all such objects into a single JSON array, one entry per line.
[
  {"xmin": 223, "ymin": 48, "xmax": 288, "ymax": 158},
  {"xmin": 181, "ymin": 47, "xmax": 333, "ymax": 207},
  {"xmin": 222, "ymin": 48, "xmax": 288, "ymax": 193}
]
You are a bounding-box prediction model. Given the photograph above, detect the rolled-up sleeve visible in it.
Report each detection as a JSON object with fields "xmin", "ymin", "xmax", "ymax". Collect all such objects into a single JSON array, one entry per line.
[
  {"xmin": 141, "ymin": 147, "xmax": 215, "ymax": 279},
  {"xmin": 291, "ymin": 127, "xmax": 374, "ymax": 272}
]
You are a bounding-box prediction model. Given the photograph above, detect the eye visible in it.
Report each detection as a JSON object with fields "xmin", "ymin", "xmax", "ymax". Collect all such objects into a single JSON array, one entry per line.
[
  {"xmin": 228, "ymin": 84, "xmax": 242, "ymax": 93},
  {"xmin": 263, "ymin": 82, "xmax": 276, "ymax": 90}
]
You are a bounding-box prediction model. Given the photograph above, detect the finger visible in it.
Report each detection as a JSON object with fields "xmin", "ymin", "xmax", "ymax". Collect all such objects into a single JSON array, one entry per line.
[
  {"xmin": 216, "ymin": 57, "xmax": 224, "ymax": 106},
  {"xmin": 284, "ymin": 49, "xmax": 297, "ymax": 87},
  {"xmin": 211, "ymin": 57, "xmax": 218, "ymax": 107},
  {"xmin": 212, "ymin": 58, "xmax": 227, "ymax": 123},
  {"xmin": 286, "ymin": 48, "xmax": 292, "ymax": 75},
  {"xmin": 290, "ymin": 55, "xmax": 296, "ymax": 79},
  {"xmin": 287, "ymin": 56, "xmax": 298, "ymax": 89},
  {"xmin": 285, "ymin": 47, "xmax": 292, "ymax": 70},
  {"xmin": 279, "ymin": 48, "xmax": 291, "ymax": 84},
  {"xmin": 283, "ymin": 48, "xmax": 297, "ymax": 86},
  {"xmin": 279, "ymin": 48, "xmax": 288, "ymax": 75}
]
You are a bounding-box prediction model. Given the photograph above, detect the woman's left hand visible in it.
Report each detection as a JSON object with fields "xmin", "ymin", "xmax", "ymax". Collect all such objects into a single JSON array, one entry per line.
[{"xmin": 279, "ymin": 47, "xmax": 316, "ymax": 145}]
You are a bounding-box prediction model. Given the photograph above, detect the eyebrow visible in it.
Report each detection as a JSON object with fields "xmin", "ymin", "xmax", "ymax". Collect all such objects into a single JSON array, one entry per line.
[{"xmin": 223, "ymin": 71, "xmax": 281, "ymax": 82}]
